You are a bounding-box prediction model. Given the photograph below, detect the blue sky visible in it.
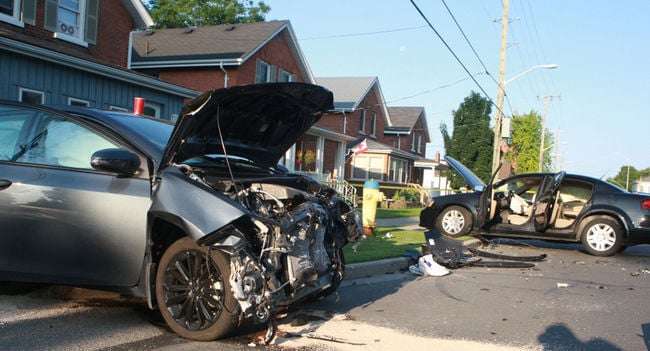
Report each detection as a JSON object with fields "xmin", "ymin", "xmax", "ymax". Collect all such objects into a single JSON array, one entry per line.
[{"xmin": 266, "ymin": 1, "xmax": 649, "ymax": 179}]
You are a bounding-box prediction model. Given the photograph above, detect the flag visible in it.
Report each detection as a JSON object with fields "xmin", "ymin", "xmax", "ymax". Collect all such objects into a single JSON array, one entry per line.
[{"xmin": 352, "ymin": 138, "xmax": 368, "ymax": 155}]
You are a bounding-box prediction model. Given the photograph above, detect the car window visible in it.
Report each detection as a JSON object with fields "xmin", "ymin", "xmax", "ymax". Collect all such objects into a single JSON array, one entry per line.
[
  {"xmin": 0, "ymin": 107, "xmax": 32, "ymax": 160},
  {"xmin": 496, "ymin": 177, "xmax": 541, "ymax": 203},
  {"xmin": 101, "ymin": 112, "xmax": 173, "ymax": 151},
  {"xmin": 0, "ymin": 105, "xmax": 118, "ymax": 169}
]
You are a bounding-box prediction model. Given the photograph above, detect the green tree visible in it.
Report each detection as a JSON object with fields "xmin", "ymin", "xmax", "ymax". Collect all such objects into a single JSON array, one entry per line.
[
  {"xmin": 441, "ymin": 91, "xmax": 493, "ymax": 188},
  {"xmin": 146, "ymin": 0, "xmax": 270, "ymax": 29},
  {"xmin": 503, "ymin": 111, "xmax": 554, "ymax": 173},
  {"xmin": 607, "ymin": 166, "xmax": 650, "ymax": 191}
]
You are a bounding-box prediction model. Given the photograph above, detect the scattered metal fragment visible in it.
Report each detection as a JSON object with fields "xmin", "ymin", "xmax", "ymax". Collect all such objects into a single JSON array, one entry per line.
[{"xmin": 303, "ymin": 333, "xmax": 366, "ymax": 345}]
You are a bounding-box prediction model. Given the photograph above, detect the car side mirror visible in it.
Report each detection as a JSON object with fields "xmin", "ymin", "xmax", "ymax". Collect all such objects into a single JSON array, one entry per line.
[{"xmin": 91, "ymin": 148, "xmax": 141, "ymax": 176}]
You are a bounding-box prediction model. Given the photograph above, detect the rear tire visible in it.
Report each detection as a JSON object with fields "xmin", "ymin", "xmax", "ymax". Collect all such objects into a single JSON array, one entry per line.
[
  {"xmin": 436, "ymin": 206, "xmax": 472, "ymax": 238},
  {"xmin": 155, "ymin": 237, "xmax": 238, "ymax": 341},
  {"xmin": 580, "ymin": 217, "xmax": 622, "ymax": 257}
]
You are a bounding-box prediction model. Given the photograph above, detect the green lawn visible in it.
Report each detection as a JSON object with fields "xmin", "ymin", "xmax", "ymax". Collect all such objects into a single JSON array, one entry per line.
[
  {"xmin": 344, "ymin": 227, "xmax": 424, "ymax": 264},
  {"xmin": 345, "ymin": 207, "xmax": 425, "ymax": 264},
  {"xmin": 374, "ymin": 207, "xmax": 423, "ymax": 219},
  {"xmin": 344, "ymin": 206, "xmax": 472, "ymax": 264}
]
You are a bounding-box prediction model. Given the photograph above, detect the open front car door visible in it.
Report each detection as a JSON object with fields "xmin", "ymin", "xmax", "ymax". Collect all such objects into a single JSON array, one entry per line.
[{"xmin": 532, "ymin": 171, "xmax": 566, "ymax": 232}]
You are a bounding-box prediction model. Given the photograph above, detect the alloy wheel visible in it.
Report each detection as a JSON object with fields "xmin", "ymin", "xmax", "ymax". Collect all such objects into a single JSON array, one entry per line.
[{"xmin": 160, "ymin": 249, "xmax": 225, "ymax": 331}]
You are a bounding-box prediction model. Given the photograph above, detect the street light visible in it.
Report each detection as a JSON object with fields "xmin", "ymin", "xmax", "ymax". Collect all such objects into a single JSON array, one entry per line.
[
  {"xmin": 505, "ymin": 64, "xmax": 558, "ymax": 86},
  {"xmin": 491, "ymin": 64, "xmax": 558, "ymax": 174}
]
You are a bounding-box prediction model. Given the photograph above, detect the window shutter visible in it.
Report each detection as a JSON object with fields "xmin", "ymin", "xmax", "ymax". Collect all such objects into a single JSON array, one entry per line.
[
  {"xmin": 44, "ymin": 0, "xmax": 58, "ymax": 32},
  {"xmin": 85, "ymin": 0, "xmax": 99, "ymax": 45},
  {"xmin": 22, "ymin": 0, "xmax": 37, "ymax": 25}
]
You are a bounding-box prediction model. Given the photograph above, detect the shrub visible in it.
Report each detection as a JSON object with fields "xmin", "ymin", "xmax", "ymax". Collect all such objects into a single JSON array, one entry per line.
[{"xmin": 392, "ymin": 189, "xmax": 420, "ymax": 202}]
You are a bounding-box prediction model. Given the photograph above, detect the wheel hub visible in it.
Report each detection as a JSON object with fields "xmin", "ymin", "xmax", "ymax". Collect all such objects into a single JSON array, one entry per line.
[{"xmin": 587, "ymin": 224, "xmax": 615, "ymax": 251}]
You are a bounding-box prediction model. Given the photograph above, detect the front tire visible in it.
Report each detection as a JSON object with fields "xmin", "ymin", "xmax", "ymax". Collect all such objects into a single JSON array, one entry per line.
[
  {"xmin": 436, "ymin": 206, "xmax": 472, "ymax": 238},
  {"xmin": 580, "ymin": 217, "xmax": 622, "ymax": 257},
  {"xmin": 155, "ymin": 237, "xmax": 238, "ymax": 341}
]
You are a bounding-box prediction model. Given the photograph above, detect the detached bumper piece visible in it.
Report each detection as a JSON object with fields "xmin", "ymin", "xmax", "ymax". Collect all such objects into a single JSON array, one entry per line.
[{"xmin": 422, "ymin": 230, "xmax": 547, "ymax": 269}]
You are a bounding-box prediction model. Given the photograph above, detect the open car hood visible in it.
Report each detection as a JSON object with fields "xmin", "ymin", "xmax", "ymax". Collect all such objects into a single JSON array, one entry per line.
[
  {"xmin": 162, "ymin": 83, "xmax": 334, "ymax": 168},
  {"xmin": 444, "ymin": 155, "xmax": 486, "ymax": 191}
]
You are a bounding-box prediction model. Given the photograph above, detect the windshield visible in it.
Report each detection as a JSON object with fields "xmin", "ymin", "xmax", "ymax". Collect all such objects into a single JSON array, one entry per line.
[
  {"xmin": 184, "ymin": 154, "xmax": 277, "ymax": 174},
  {"xmin": 103, "ymin": 112, "xmax": 174, "ymax": 151}
]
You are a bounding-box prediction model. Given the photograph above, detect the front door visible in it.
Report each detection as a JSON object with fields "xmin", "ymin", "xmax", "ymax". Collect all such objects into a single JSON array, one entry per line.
[
  {"xmin": 0, "ymin": 104, "xmax": 150, "ymax": 287},
  {"xmin": 532, "ymin": 171, "xmax": 565, "ymax": 231},
  {"xmin": 477, "ymin": 162, "xmax": 502, "ymax": 229}
]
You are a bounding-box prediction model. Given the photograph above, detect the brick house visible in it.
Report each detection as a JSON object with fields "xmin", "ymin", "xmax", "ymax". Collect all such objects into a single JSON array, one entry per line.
[
  {"xmin": 313, "ymin": 77, "xmax": 430, "ymax": 188},
  {"xmin": 129, "ymin": 20, "xmax": 356, "ymax": 179},
  {"xmin": 0, "ymin": 0, "xmax": 196, "ymax": 118}
]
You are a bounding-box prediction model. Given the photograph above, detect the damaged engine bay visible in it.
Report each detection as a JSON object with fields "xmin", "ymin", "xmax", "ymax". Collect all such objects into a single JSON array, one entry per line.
[{"xmin": 177, "ymin": 162, "xmax": 363, "ymax": 333}]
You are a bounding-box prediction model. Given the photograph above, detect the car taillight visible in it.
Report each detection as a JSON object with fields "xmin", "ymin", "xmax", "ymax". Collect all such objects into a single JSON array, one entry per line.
[{"xmin": 642, "ymin": 199, "xmax": 650, "ymax": 210}]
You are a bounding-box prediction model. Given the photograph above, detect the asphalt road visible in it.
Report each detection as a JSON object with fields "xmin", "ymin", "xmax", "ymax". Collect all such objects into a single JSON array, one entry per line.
[
  {"xmin": 303, "ymin": 240, "xmax": 650, "ymax": 350},
  {"xmin": 1, "ymin": 240, "xmax": 649, "ymax": 350}
]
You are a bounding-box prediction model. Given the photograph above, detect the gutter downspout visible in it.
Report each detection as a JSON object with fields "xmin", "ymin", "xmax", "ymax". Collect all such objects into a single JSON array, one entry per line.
[
  {"xmin": 220, "ymin": 62, "xmax": 229, "ymax": 88},
  {"xmin": 127, "ymin": 31, "xmax": 134, "ymax": 69}
]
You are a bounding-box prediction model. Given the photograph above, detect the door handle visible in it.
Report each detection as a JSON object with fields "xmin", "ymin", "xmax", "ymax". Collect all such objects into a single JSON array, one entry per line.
[{"xmin": 0, "ymin": 179, "xmax": 12, "ymax": 190}]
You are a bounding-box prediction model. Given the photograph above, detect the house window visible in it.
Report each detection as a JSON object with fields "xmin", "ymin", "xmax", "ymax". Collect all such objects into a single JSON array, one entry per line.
[
  {"xmin": 352, "ymin": 154, "xmax": 383, "ymax": 180},
  {"xmin": 58, "ymin": 0, "xmax": 83, "ymax": 40},
  {"xmin": 278, "ymin": 69, "xmax": 295, "ymax": 82},
  {"xmin": 417, "ymin": 134, "xmax": 422, "ymax": 154},
  {"xmin": 411, "ymin": 133, "xmax": 416, "ymax": 152},
  {"xmin": 68, "ymin": 97, "xmax": 90, "ymax": 106},
  {"xmin": 255, "ymin": 59, "xmax": 276, "ymax": 83},
  {"xmin": 370, "ymin": 112, "xmax": 377, "ymax": 136},
  {"xmin": 143, "ymin": 102, "xmax": 161, "ymax": 118},
  {"xmin": 359, "ymin": 109, "xmax": 366, "ymax": 133},
  {"xmin": 44, "ymin": 0, "xmax": 98, "ymax": 46},
  {"xmin": 0, "ymin": 0, "xmax": 21, "ymax": 26},
  {"xmin": 0, "ymin": 0, "xmax": 35, "ymax": 26},
  {"xmin": 19, "ymin": 88, "xmax": 44, "ymax": 104},
  {"xmin": 389, "ymin": 158, "xmax": 409, "ymax": 183}
]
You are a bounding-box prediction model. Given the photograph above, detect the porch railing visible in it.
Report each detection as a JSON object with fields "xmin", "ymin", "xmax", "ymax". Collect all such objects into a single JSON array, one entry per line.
[
  {"xmin": 323, "ymin": 179, "xmax": 358, "ymax": 207},
  {"xmin": 294, "ymin": 171, "xmax": 359, "ymax": 207}
]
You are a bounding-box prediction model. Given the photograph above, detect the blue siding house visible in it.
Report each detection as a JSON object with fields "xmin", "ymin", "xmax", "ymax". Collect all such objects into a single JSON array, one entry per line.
[{"xmin": 0, "ymin": 0, "xmax": 197, "ymax": 120}]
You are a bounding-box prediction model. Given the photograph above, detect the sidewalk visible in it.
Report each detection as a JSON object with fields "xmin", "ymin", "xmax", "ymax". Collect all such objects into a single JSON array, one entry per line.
[{"xmin": 346, "ymin": 216, "xmax": 480, "ymax": 280}]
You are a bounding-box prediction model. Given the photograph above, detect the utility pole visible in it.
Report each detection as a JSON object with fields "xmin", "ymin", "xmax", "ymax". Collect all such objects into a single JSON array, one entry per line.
[
  {"xmin": 538, "ymin": 95, "xmax": 560, "ymax": 172},
  {"xmin": 553, "ymin": 128, "xmax": 560, "ymax": 172},
  {"xmin": 491, "ymin": 0, "xmax": 509, "ymax": 175}
]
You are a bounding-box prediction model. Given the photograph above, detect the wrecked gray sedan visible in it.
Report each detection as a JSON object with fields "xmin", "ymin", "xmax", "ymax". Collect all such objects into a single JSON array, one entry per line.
[{"xmin": 0, "ymin": 83, "xmax": 362, "ymax": 340}]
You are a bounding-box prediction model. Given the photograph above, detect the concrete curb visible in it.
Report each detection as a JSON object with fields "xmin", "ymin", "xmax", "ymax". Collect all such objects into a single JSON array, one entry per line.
[{"xmin": 345, "ymin": 257, "xmax": 412, "ymax": 280}]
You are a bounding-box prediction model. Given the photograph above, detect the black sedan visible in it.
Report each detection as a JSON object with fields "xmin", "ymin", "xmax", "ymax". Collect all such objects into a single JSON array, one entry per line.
[
  {"xmin": 0, "ymin": 83, "xmax": 361, "ymax": 341},
  {"xmin": 420, "ymin": 156, "xmax": 650, "ymax": 256}
]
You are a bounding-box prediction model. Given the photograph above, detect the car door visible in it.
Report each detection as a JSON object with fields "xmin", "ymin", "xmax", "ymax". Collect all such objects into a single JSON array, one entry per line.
[
  {"xmin": 0, "ymin": 103, "xmax": 150, "ymax": 287},
  {"xmin": 532, "ymin": 171, "xmax": 566, "ymax": 232},
  {"xmin": 476, "ymin": 162, "xmax": 502, "ymax": 229}
]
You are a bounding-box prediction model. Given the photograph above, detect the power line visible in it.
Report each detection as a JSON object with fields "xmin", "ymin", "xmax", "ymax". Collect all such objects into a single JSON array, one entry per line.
[
  {"xmin": 441, "ymin": 0, "xmax": 498, "ymax": 87},
  {"xmin": 441, "ymin": 0, "xmax": 517, "ymax": 119},
  {"xmin": 408, "ymin": 0, "xmax": 504, "ymax": 118},
  {"xmin": 385, "ymin": 72, "xmax": 486, "ymax": 104},
  {"xmin": 299, "ymin": 26, "xmax": 427, "ymax": 41}
]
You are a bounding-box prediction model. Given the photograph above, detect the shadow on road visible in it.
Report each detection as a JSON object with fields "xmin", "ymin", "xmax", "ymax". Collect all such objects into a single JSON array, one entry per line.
[{"xmin": 538, "ymin": 323, "xmax": 623, "ymax": 351}]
